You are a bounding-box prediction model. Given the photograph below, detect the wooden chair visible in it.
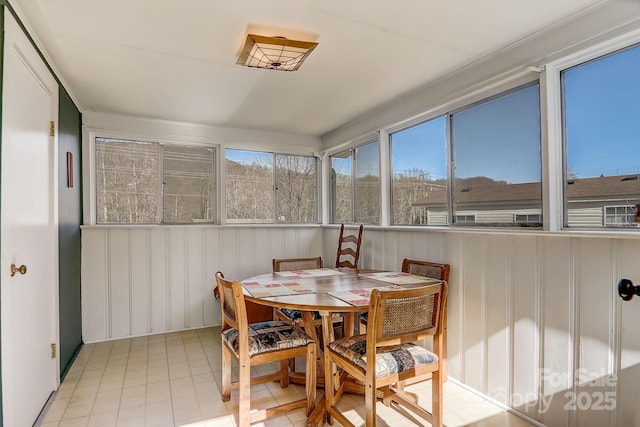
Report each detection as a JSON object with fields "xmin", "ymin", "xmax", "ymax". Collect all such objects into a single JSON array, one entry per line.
[
  {"xmin": 359, "ymin": 259, "xmax": 451, "ymax": 381},
  {"xmin": 325, "ymin": 283, "xmax": 447, "ymax": 427},
  {"xmin": 272, "ymin": 256, "xmax": 324, "ymax": 326},
  {"xmin": 216, "ymin": 272, "xmax": 316, "ymax": 426},
  {"xmin": 360, "ymin": 259, "xmax": 450, "ymax": 328},
  {"xmin": 401, "ymin": 258, "xmax": 450, "ymax": 283},
  {"xmin": 335, "ymin": 224, "xmax": 363, "ymax": 268}
]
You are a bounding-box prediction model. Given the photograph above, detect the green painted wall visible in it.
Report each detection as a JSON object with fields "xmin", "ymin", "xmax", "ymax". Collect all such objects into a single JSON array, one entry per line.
[{"xmin": 58, "ymin": 87, "xmax": 83, "ymax": 379}]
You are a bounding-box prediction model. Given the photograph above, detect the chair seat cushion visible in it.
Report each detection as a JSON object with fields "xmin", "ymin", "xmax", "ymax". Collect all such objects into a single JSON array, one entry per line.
[
  {"xmin": 277, "ymin": 308, "xmax": 344, "ymax": 322},
  {"xmin": 222, "ymin": 321, "xmax": 313, "ymax": 357},
  {"xmin": 360, "ymin": 311, "xmax": 369, "ymax": 324},
  {"xmin": 278, "ymin": 308, "xmax": 322, "ymax": 321},
  {"xmin": 328, "ymin": 334, "xmax": 438, "ymax": 377}
]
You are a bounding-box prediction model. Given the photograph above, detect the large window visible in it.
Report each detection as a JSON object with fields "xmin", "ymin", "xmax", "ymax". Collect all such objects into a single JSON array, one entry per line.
[
  {"xmin": 563, "ymin": 43, "xmax": 640, "ymax": 229},
  {"xmin": 95, "ymin": 137, "xmax": 215, "ymax": 224},
  {"xmin": 451, "ymin": 84, "xmax": 542, "ymax": 227},
  {"xmin": 330, "ymin": 140, "xmax": 380, "ymax": 224},
  {"xmin": 390, "ymin": 117, "xmax": 447, "ymax": 225},
  {"xmin": 225, "ymin": 149, "xmax": 318, "ymax": 223}
]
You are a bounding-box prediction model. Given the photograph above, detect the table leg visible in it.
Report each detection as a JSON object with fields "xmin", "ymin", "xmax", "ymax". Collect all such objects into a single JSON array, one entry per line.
[
  {"xmin": 306, "ymin": 310, "xmax": 335, "ymax": 427},
  {"xmin": 302, "ymin": 311, "xmax": 324, "ymax": 380}
]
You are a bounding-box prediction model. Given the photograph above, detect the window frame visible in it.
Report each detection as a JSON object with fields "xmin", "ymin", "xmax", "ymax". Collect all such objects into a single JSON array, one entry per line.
[
  {"xmin": 388, "ymin": 115, "xmax": 448, "ymax": 226},
  {"xmin": 224, "ymin": 148, "xmax": 320, "ymax": 225},
  {"xmin": 328, "ymin": 137, "xmax": 381, "ymax": 225},
  {"xmin": 545, "ymin": 28, "xmax": 640, "ymax": 232},
  {"xmin": 88, "ymin": 132, "xmax": 219, "ymax": 226}
]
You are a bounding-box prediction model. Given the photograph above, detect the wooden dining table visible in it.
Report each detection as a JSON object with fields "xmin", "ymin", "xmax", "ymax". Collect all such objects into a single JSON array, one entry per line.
[{"xmin": 241, "ymin": 267, "xmax": 442, "ymax": 427}]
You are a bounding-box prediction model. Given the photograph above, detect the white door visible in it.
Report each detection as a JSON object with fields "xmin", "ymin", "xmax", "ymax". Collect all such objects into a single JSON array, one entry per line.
[{"xmin": 0, "ymin": 12, "xmax": 59, "ymax": 427}]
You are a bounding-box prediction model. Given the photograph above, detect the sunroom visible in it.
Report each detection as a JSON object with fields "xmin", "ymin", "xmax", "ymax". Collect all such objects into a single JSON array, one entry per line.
[{"xmin": 2, "ymin": 1, "xmax": 640, "ymax": 427}]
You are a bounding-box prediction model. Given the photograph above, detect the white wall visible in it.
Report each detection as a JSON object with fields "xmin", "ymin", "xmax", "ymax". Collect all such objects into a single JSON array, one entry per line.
[
  {"xmin": 81, "ymin": 225, "xmax": 323, "ymax": 342},
  {"xmin": 341, "ymin": 226, "xmax": 640, "ymax": 427}
]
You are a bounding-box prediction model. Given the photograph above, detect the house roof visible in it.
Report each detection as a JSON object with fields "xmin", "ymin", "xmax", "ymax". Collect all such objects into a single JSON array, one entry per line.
[{"xmin": 412, "ymin": 174, "xmax": 640, "ymax": 207}]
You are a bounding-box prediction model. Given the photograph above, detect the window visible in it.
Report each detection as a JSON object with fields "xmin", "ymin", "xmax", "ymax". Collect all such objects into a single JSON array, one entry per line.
[
  {"xmin": 95, "ymin": 137, "xmax": 215, "ymax": 224},
  {"xmin": 562, "ymin": 43, "xmax": 640, "ymax": 229},
  {"xmin": 515, "ymin": 213, "xmax": 542, "ymax": 224},
  {"xmin": 225, "ymin": 149, "xmax": 318, "ymax": 223},
  {"xmin": 604, "ymin": 205, "xmax": 638, "ymax": 227},
  {"xmin": 451, "ymin": 84, "xmax": 542, "ymax": 227},
  {"xmin": 390, "ymin": 117, "xmax": 447, "ymax": 225},
  {"xmin": 163, "ymin": 145, "xmax": 215, "ymax": 223},
  {"xmin": 454, "ymin": 214, "xmax": 475, "ymax": 224},
  {"xmin": 330, "ymin": 151, "xmax": 352, "ymax": 224},
  {"xmin": 275, "ymin": 155, "xmax": 318, "ymax": 222},
  {"xmin": 330, "ymin": 140, "xmax": 380, "ymax": 224}
]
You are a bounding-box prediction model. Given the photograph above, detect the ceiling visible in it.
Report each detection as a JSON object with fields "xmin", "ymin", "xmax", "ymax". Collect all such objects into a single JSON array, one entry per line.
[{"xmin": 11, "ymin": 0, "xmax": 610, "ymax": 137}]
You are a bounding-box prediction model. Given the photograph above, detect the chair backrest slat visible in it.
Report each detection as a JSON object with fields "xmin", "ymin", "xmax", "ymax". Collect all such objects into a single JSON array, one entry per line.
[
  {"xmin": 273, "ymin": 256, "xmax": 323, "ymax": 272},
  {"xmin": 402, "ymin": 259, "xmax": 450, "ymax": 282},
  {"xmin": 335, "ymin": 224, "xmax": 363, "ymax": 268}
]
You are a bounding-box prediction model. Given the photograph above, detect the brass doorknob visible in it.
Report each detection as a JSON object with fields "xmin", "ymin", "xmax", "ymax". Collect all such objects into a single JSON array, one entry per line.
[{"xmin": 10, "ymin": 264, "xmax": 26, "ymax": 277}]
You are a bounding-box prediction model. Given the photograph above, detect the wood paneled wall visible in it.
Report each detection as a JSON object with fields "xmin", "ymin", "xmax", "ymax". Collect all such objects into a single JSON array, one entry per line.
[
  {"xmin": 82, "ymin": 225, "xmax": 640, "ymax": 426},
  {"xmin": 81, "ymin": 226, "xmax": 323, "ymax": 342}
]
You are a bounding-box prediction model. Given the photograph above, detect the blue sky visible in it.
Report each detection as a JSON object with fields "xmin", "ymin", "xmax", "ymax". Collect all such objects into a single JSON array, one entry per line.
[
  {"xmin": 564, "ymin": 43, "xmax": 640, "ymax": 178},
  {"xmin": 226, "ymin": 149, "xmax": 272, "ymax": 166},
  {"xmin": 392, "ymin": 85, "xmax": 541, "ymax": 184}
]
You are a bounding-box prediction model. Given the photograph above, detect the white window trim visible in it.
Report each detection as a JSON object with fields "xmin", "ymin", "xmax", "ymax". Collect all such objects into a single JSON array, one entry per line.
[
  {"xmin": 84, "ymin": 130, "xmax": 220, "ymax": 226},
  {"xmin": 544, "ymin": 27, "xmax": 640, "ymax": 232},
  {"xmin": 324, "ymin": 135, "xmax": 381, "ymax": 225}
]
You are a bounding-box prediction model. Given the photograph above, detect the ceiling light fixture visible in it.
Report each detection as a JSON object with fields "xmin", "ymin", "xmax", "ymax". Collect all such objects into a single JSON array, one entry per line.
[{"xmin": 236, "ymin": 34, "xmax": 318, "ymax": 72}]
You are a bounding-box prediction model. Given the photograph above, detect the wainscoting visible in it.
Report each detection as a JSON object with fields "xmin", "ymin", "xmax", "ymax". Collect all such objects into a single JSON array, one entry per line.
[
  {"xmin": 82, "ymin": 225, "xmax": 640, "ymax": 426},
  {"xmin": 81, "ymin": 226, "xmax": 323, "ymax": 342}
]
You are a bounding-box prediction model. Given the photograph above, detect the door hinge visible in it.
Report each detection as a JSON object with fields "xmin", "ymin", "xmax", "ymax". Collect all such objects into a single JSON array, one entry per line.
[
  {"xmin": 49, "ymin": 121, "xmax": 55, "ymax": 137},
  {"xmin": 51, "ymin": 343, "xmax": 56, "ymax": 359}
]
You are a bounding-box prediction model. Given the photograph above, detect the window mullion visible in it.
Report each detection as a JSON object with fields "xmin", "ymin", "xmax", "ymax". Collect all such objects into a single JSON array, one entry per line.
[
  {"xmin": 157, "ymin": 144, "xmax": 164, "ymax": 224},
  {"xmin": 446, "ymin": 114, "xmax": 454, "ymax": 226},
  {"xmin": 351, "ymin": 148, "xmax": 356, "ymax": 224},
  {"xmin": 273, "ymin": 153, "xmax": 278, "ymax": 223}
]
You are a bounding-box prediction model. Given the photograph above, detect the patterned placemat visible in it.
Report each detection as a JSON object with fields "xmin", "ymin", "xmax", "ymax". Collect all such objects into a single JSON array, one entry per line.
[
  {"xmin": 358, "ymin": 271, "xmax": 440, "ymax": 285},
  {"xmin": 327, "ymin": 285, "xmax": 403, "ymax": 306},
  {"xmin": 241, "ymin": 280, "xmax": 315, "ymax": 298},
  {"xmin": 275, "ymin": 268, "xmax": 346, "ymax": 279}
]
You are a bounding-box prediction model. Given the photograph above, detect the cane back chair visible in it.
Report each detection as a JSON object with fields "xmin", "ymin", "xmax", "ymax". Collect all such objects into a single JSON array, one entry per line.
[
  {"xmin": 216, "ymin": 272, "xmax": 316, "ymax": 426},
  {"xmin": 325, "ymin": 283, "xmax": 447, "ymax": 427}
]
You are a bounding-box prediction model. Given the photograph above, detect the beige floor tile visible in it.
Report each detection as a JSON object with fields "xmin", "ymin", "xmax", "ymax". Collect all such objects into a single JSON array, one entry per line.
[
  {"xmin": 86, "ymin": 411, "xmax": 118, "ymax": 427},
  {"xmin": 58, "ymin": 416, "xmax": 90, "ymax": 427},
  {"xmin": 62, "ymin": 404, "xmax": 93, "ymax": 420},
  {"xmin": 36, "ymin": 327, "xmax": 536, "ymax": 427}
]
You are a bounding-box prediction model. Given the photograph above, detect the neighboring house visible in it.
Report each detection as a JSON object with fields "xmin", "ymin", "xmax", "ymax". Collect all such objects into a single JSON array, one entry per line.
[{"xmin": 411, "ymin": 174, "xmax": 640, "ymax": 227}]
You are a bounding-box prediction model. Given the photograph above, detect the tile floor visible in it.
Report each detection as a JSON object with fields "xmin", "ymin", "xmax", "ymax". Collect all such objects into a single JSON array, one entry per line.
[{"xmin": 36, "ymin": 327, "xmax": 536, "ymax": 427}]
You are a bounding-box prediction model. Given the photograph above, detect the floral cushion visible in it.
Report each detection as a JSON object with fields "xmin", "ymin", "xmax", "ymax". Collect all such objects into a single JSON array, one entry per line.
[
  {"xmin": 360, "ymin": 311, "xmax": 369, "ymax": 324},
  {"xmin": 278, "ymin": 309, "xmax": 343, "ymax": 322},
  {"xmin": 221, "ymin": 321, "xmax": 314, "ymax": 357},
  {"xmin": 278, "ymin": 308, "xmax": 322, "ymax": 321},
  {"xmin": 328, "ymin": 334, "xmax": 438, "ymax": 377}
]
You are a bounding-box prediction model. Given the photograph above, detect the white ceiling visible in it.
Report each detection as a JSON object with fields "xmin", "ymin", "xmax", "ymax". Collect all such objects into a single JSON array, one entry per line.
[{"xmin": 11, "ymin": 0, "xmax": 610, "ymax": 137}]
